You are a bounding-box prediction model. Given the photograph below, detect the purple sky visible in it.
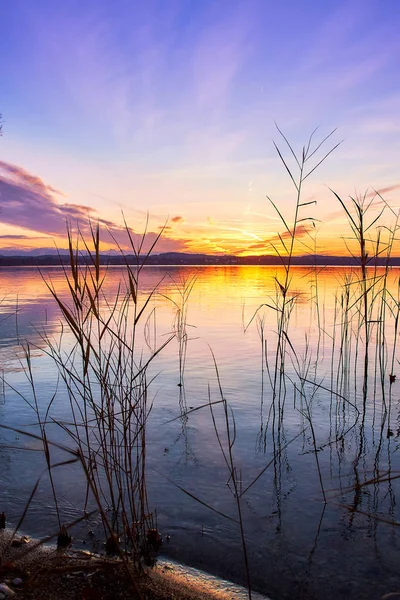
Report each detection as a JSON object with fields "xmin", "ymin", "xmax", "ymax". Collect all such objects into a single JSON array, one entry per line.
[{"xmin": 1, "ymin": 0, "xmax": 400, "ymax": 254}]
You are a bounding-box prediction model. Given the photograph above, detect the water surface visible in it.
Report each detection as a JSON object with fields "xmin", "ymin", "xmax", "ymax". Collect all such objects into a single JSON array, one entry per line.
[{"xmin": 1, "ymin": 265, "xmax": 400, "ymax": 600}]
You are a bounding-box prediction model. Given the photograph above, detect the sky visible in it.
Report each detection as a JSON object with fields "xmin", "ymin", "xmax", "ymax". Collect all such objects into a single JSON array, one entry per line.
[{"xmin": 1, "ymin": 0, "xmax": 400, "ymax": 256}]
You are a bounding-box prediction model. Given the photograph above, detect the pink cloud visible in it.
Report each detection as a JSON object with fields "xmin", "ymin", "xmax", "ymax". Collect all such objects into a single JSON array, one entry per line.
[
  {"xmin": 369, "ymin": 183, "xmax": 400, "ymax": 197},
  {"xmin": 0, "ymin": 161, "xmax": 192, "ymax": 254},
  {"xmin": 0, "ymin": 160, "xmax": 100, "ymax": 236}
]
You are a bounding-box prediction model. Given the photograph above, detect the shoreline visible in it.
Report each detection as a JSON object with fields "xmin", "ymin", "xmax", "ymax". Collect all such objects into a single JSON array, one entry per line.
[{"xmin": 0, "ymin": 529, "xmax": 271, "ymax": 599}]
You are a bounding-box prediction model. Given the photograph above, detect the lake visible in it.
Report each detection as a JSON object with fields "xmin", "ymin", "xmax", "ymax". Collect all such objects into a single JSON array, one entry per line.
[{"xmin": 1, "ymin": 264, "xmax": 400, "ymax": 600}]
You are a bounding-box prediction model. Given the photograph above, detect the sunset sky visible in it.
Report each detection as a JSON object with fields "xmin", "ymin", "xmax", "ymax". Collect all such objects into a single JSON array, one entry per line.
[{"xmin": 1, "ymin": 0, "xmax": 400, "ymax": 256}]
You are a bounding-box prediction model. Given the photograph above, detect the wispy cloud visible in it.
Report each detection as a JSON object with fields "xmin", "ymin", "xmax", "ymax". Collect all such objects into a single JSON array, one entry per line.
[
  {"xmin": 191, "ymin": 1, "xmax": 255, "ymax": 113},
  {"xmin": 369, "ymin": 184, "xmax": 400, "ymax": 197},
  {"xmin": 277, "ymin": 223, "xmax": 313, "ymax": 241},
  {"xmin": 232, "ymin": 223, "xmax": 314, "ymax": 256},
  {"xmin": 0, "ymin": 234, "xmax": 49, "ymax": 240}
]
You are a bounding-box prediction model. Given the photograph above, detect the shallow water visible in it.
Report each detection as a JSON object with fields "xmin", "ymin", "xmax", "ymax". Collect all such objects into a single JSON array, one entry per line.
[{"xmin": 1, "ymin": 265, "xmax": 400, "ymax": 600}]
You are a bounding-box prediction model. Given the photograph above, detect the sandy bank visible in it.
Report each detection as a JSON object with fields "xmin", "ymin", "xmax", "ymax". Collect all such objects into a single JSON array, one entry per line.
[{"xmin": 0, "ymin": 530, "xmax": 270, "ymax": 599}]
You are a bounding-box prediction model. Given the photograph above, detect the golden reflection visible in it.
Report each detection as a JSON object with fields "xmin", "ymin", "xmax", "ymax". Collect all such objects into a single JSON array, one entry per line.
[
  {"xmin": 0, "ymin": 264, "xmax": 399, "ymax": 363},
  {"xmin": 2, "ymin": 264, "xmax": 398, "ymax": 311}
]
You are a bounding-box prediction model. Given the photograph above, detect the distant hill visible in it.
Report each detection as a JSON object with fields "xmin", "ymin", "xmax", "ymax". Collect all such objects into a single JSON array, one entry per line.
[{"xmin": 0, "ymin": 251, "xmax": 400, "ymax": 267}]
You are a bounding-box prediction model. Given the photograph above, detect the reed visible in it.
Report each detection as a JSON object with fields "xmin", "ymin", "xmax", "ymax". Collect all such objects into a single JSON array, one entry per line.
[
  {"xmin": 27, "ymin": 222, "xmax": 175, "ymax": 567},
  {"xmin": 247, "ymin": 127, "xmax": 341, "ymax": 415},
  {"xmin": 239, "ymin": 130, "xmax": 400, "ymax": 556}
]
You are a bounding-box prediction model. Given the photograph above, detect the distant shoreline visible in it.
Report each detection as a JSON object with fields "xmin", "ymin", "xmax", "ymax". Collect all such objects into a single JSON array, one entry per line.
[{"xmin": 1, "ymin": 252, "xmax": 400, "ymax": 267}]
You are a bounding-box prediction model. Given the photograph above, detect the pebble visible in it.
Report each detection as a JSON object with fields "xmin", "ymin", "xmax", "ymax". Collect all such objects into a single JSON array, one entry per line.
[
  {"xmin": 11, "ymin": 536, "xmax": 30, "ymax": 547},
  {"xmin": 11, "ymin": 578, "xmax": 23, "ymax": 587},
  {"xmin": 76, "ymin": 550, "xmax": 92, "ymax": 558},
  {"xmin": 0, "ymin": 583, "xmax": 16, "ymax": 597}
]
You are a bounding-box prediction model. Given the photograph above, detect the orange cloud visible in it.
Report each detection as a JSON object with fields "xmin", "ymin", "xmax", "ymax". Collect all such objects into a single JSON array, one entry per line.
[{"xmin": 277, "ymin": 223, "xmax": 314, "ymax": 241}]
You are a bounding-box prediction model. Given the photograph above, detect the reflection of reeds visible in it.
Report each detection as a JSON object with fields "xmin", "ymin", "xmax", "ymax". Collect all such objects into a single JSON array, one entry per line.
[
  {"xmin": 163, "ymin": 273, "xmax": 198, "ymax": 463},
  {"xmin": 166, "ymin": 273, "xmax": 197, "ymax": 391},
  {"xmin": 0, "ymin": 370, "xmax": 5, "ymax": 404},
  {"xmin": 209, "ymin": 353, "xmax": 252, "ymax": 599}
]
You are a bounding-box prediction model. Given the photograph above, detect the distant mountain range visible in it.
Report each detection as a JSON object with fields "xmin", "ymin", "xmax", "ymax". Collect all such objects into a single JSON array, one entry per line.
[
  {"xmin": 0, "ymin": 247, "xmax": 118, "ymax": 257},
  {"xmin": 0, "ymin": 251, "xmax": 400, "ymax": 267}
]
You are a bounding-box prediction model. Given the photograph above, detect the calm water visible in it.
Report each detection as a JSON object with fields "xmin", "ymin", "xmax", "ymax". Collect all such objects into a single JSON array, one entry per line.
[{"xmin": 1, "ymin": 265, "xmax": 400, "ymax": 600}]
